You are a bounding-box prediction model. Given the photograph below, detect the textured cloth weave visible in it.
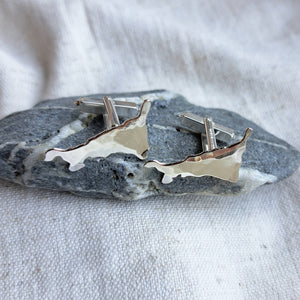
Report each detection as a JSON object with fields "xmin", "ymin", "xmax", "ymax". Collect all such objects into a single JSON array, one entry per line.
[{"xmin": 0, "ymin": 0, "xmax": 299, "ymax": 299}]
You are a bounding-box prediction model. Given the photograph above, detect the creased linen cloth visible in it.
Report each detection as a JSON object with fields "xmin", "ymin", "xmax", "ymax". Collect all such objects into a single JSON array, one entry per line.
[{"xmin": 0, "ymin": 0, "xmax": 299, "ymax": 299}]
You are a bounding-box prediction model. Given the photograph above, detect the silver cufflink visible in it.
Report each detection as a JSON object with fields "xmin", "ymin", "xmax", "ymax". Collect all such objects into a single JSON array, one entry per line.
[
  {"xmin": 45, "ymin": 96, "xmax": 151, "ymax": 171},
  {"xmin": 145, "ymin": 112, "xmax": 252, "ymax": 184}
]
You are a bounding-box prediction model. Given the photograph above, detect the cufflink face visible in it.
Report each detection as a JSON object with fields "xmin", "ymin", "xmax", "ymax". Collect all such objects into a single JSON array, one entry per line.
[
  {"xmin": 145, "ymin": 113, "xmax": 252, "ymax": 184},
  {"xmin": 45, "ymin": 97, "xmax": 151, "ymax": 171}
]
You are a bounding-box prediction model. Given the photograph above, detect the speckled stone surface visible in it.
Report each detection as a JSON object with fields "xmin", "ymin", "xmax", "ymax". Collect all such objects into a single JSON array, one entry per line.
[{"xmin": 0, "ymin": 90, "xmax": 299, "ymax": 200}]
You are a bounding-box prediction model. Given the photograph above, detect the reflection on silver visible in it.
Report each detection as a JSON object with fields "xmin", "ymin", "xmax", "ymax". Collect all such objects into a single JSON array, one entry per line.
[
  {"xmin": 145, "ymin": 114, "xmax": 252, "ymax": 184},
  {"xmin": 45, "ymin": 99, "xmax": 151, "ymax": 172}
]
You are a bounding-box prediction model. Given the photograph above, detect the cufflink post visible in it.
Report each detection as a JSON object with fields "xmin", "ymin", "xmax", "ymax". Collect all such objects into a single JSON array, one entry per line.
[
  {"xmin": 179, "ymin": 112, "xmax": 235, "ymax": 144},
  {"xmin": 103, "ymin": 96, "xmax": 120, "ymax": 129},
  {"xmin": 75, "ymin": 97, "xmax": 139, "ymax": 119},
  {"xmin": 204, "ymin": 117, "xmax": 217, "ymax": 151}
]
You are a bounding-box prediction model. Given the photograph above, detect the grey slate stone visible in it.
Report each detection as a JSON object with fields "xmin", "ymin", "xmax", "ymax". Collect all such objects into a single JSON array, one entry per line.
[{"xmin": 0, "ymin": 90, "xmax": 299, "ymax": 200}]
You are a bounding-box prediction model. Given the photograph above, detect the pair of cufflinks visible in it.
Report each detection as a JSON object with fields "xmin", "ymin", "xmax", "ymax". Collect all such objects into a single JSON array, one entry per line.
[{"xmin": 45, "ymin": 97, "xmax": 252, "ymax": 184}]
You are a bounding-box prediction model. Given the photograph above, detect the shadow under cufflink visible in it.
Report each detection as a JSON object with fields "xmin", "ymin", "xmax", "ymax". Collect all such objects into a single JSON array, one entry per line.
[
  {"xmin": 144, "ymin": 112, "xmax": 252, "ymax": 184},
  {"xmin": 44, "ymin": 96, "xmax": 151, "ymax": 171}
]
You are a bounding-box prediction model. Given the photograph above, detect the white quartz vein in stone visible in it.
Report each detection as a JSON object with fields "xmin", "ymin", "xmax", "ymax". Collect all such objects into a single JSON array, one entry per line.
[
  {"xmin": 151, "ymin": 124, "xmax": 179, "ymax": 132},
  {"xmin": 22, "ymin": 118, "xmax": 87, "ymax": 182},
  {"xmin": 112, "ymin": 157, "xmax": 154, "ymax": 200},
  {"xmin": 249, "ymin": 138, "xmax": 288, "ymax": 150},
  {"xmin": 114, "ymin": 90, "xmax": 176, "ymax": 105},
  {"xmin": 238, "ymin": 168, "xmax": 277, "ymax": 192}
]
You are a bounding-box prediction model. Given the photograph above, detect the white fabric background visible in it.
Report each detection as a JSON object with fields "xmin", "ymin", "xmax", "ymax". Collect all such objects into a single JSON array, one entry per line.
[{"xmin": 0, "ymin": 0, "xmax": 299, "ymax": 299}]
